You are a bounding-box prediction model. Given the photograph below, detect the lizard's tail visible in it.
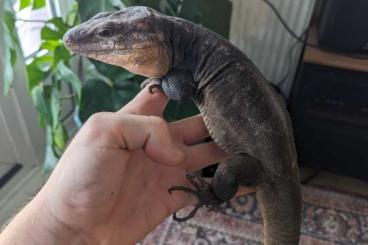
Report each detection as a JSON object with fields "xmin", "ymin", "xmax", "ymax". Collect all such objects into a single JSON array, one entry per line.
[{"xmin": 256, "ymin": 175, "xmax": 302, "ymax": 245}]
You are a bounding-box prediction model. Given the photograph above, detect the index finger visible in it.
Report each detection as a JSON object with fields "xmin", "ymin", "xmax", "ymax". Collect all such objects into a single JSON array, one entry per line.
[{"xmin": 118, "ymin": 79, "xmax": 169, "ymax": 116}]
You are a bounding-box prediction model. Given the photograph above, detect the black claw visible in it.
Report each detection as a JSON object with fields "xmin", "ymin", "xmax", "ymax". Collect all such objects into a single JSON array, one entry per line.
[
  {"xmin": 168, "ymin": 175, "xmax": 225, "ymax": 222},
  {"xmin": 168, "ymin": 186, "xmax": 198, "ymax": 195},
  {"xmin": 172, "ymin": 203, "xmax": 202, "ymax": 222},
  {"xmin": 148, "ymin": 83, "xmax": 161, "ymax": 94}
]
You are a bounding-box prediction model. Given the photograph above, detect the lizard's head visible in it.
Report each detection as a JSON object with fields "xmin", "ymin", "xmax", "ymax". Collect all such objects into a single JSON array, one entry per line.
[{"xmin": 63, "ymin": 6, "xmax": 172, "ymax": 78}]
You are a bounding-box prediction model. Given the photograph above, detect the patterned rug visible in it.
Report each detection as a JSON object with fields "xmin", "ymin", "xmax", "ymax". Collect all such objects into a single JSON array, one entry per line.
[{"xmin": 140, "ymin": 185, "xmax": 368, "ymax": 245}]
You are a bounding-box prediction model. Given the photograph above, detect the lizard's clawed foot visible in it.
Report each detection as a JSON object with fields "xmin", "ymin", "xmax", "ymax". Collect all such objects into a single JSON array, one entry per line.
[
  {"xmin": 168, "ymin": 174, "xmax": 224, "ymax": 222},
  {"xmin": 140, "ymin": 78, "xmax": 162, "ymax": 93},
  {"xmin": 148, "ymin": 83, "xmax": 161, "ymax": 94}
]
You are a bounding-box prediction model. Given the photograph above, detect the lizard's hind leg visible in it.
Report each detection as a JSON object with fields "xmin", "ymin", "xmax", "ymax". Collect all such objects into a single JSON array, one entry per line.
[
  {"xmin": 212, "ymin": 153, "xmax": 265, "ymax": 201},
  {"xmin": 168, "ymin": 154, "xmax": 264, "ymax": 222}
]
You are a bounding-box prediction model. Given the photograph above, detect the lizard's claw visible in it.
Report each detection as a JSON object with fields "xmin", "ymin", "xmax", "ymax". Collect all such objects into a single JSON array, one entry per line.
[
  {"xmin": 172, "ymin": 201, "xmax": 202, "ymax": 222},
  {"xmin": 148, "ymin": 83, "xmax": 161, "ymax": 94},
  {"xmin": 168, "ymin": 175, "xmax": 224, "ymax": 222},
  {"xmin": 140, "ymin": 78, "xmax": 162, "ymax": 93}
]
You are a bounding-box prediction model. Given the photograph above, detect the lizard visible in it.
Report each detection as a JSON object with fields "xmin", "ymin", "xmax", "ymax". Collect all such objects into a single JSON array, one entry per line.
[{"xmin": 63, "ymin": 6, "xmax": 302, "ymax": 245}]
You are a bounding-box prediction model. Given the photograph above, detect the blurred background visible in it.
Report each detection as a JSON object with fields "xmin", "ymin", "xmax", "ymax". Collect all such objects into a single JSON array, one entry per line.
[{"xmin": 1, "ymin": 0, "xmax": 367, "ymax": 244}]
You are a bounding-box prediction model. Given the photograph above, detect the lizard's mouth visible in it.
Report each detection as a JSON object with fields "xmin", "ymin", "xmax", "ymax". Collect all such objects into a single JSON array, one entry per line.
[{"xmin": 77, "ymin": 48, "xmax": 138, "ymax": 57}]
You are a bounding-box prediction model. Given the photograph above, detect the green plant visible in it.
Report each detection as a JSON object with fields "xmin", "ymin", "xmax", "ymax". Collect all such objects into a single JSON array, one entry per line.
[{"xmin": 1, "ymin": 0, "xmax": 232, "ymax": 160}]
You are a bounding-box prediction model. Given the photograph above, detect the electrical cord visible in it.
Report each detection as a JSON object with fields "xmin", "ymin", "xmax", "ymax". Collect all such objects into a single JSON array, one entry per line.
[
  {"xmin": 260, "ymin": 0, "xmax": 368, "ymax": 60},
  {"xmin": 260, "ymin": 0, "xmax": 318, "ymax": 48}
]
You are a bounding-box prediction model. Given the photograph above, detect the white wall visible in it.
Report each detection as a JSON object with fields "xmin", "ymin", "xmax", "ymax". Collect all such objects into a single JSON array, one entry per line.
[{"xmin": 229, "ymin": 0, "xmax": 316, "ymax": 97}]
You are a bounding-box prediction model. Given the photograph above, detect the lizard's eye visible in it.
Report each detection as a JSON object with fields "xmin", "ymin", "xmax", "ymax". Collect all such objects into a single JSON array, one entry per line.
[{"xmin": 98, "ymin": 28, "xmax": 113, "ymax": 38}]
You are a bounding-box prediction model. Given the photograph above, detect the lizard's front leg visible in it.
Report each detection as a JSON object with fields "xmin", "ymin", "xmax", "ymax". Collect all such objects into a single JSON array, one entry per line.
[{"xmin": 144, "ymin": 69, "xmax": 195, "ymax": 100}]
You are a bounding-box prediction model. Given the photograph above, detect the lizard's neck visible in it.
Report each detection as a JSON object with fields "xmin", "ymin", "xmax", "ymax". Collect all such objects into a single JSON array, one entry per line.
[
  {"xmin": 168, "ymin": 17, "xmax": 250, "ymax": 93},
  {"xmin": 167, "ymin": 17, "xmax": 198, "ymax": 70}
]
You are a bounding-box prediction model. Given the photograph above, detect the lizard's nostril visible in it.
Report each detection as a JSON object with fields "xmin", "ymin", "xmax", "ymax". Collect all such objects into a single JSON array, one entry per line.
[{"xmin": 63, "ymin": 33, "xmax": 73, "ymax": 48}]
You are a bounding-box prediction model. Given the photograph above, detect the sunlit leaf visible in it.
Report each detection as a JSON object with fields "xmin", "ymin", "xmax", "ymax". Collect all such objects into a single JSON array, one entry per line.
[
  {"xmin": 40, "ymin": 40, "xmax": 61, "ymax": 51},
  {"xmin": 32, "ymin": 0, "xmax": 46, "ymax": 9},
  {"xmin": 19, "ymin": 0, "xmax": 32, "ymax": 10},
  {"xmin": 26, "ymin": 57, "xmax": 51, "ymax": 92},
  {"xmin": 52, "ymin": 123, "xmax": 68, "ymax": 154},
  {"xmin": 41, "ymin": 26, "xmax": 63, "ymax": 40}
]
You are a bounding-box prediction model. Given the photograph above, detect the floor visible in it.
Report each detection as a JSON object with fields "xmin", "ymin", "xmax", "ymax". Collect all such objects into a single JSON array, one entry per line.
[
  {"xmin": 0, "ymin": 166, "xmax": 367, "ymax": 227},
  {"xmin": 300, "ymin": 167, "xmax": 368, "ymax": 197}
]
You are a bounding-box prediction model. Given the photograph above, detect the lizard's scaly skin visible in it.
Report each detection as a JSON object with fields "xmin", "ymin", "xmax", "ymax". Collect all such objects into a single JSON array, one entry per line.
[{"xmin": 64, "ymin": 7, "xmax": 302, "ymax": 245}]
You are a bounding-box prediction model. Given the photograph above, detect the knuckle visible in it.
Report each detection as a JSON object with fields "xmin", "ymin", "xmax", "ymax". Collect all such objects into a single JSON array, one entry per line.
[
  {"xmin": 87, "ymin": 112, "xmax": 113, "ymax": 124},
  {"xmin": 148, "ymin": 116, "xmax": 167, "ymax": 129},
  {"xmin": 83, "ymin": 112, "xmax": 115, "ymax": 141},
  {"xmin": 87, "ymin": 112, "xmax": 111, "ymax": 126}
]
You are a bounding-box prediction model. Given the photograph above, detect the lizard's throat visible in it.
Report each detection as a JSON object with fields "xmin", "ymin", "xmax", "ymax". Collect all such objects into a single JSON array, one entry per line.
[{"xmin": 84, "ymin": 47, "xmax": 172, "ymax": 78}]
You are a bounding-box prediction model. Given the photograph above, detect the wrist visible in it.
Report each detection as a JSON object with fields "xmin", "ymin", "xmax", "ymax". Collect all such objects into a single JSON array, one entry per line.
[{"xmin": 0, "ymin": 191, "xmax": 95, "ymax": 245}]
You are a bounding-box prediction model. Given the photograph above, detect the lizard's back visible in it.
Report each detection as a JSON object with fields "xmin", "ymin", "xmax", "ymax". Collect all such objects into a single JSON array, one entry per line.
[
  {"xmin": 190, "ymin": 27, "xmax": 297, "ymax": 178},
  {"xmin": 179, "ymin": 21, "xmax": 302, "ymax": 245}
]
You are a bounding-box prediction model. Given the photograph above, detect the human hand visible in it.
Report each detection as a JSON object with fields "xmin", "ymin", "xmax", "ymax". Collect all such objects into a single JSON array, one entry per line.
[{"xmin": 0, "ymin": 83, "xmax": 254, "ymax": 245}]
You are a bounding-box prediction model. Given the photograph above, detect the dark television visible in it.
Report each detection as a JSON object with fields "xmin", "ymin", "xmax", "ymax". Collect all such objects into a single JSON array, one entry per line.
[{"xmin": 318, "ymin": 0, "xmax": 368, "ymax": 54}]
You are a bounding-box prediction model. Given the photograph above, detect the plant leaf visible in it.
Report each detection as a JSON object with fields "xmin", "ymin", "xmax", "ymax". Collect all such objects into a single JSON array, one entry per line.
[
  {"xmin": 19, "ymin": 0, "xmax": 32, "ymax": 10},
  {"xmin": 32, "ymin": 0, "xmax": 46, "ymax": 9},
  {"xmin": 4, "ymin": 11, "xmax": 16, "ymax": 43},
  {"xmin": 50, "ymin": 82, "xmax": 60, "ymax": 129},
  {"xmin": 52, "ymin": 45, "xmax": 72, "ymax": 69},
  {"xmin": 108, "ymin": 0, "xmax": 125, "ymax": 9},
  {"xmin": 2, "ymin": 17, "xmax": 16, "ymax": 95},
  {"xmin": 31, "ymin": 83, "xmax": 52, "ymax": 126},
  {"xmin": 26, "ymin": 56, "xmax": 51, "ymax": 92},
  {"xmin": 40, "ymin": 40, "xmax": 61, "ymax": 51},
  {"xmin": 3, "ymin": 47, "xmax": 14, "ymax": 95},
  {"xmin": 66, "ymin": 1, "xmax": 79, "ymax": 26},
  {"xmin": 10, "ymin": 48, "xmax": 17, "ymax": 66},
  {"xmin": 164, "ymin": 100, "xmax": 199, "ymax": 122},
  {"xmin": 52, "ymin": 123, "xmax": 68, "ymax": 155},
  {"xmin": 82, "ymin": 58, "xmax": 113, "ymax": 87},
  {"xmin": 41, "ymin": 26, "xmax": 64, "ymax": 40},
  {"xmin": 79, "ymin": 79, "xmax": 114, "ymax": 122},
  {"xmin": 56, "ymin": 61, "xmax": 82, "ymax": 104},
  {"xmin": 48, "ymin": 17, "xmax": 69, "ymax": 34}
]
